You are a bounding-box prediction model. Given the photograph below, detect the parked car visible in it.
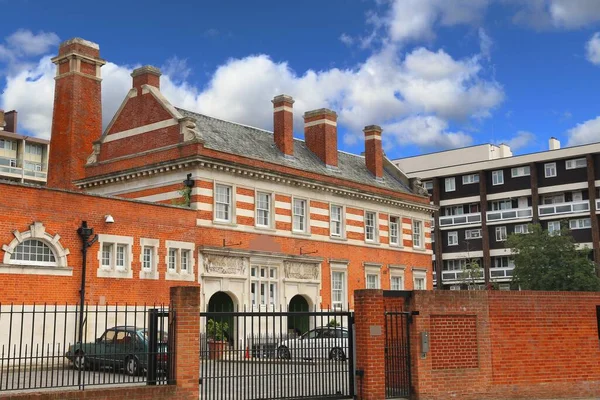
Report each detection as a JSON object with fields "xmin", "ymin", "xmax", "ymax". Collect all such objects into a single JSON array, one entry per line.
[
  {"xmin": 65, "ymin": 326, "xmax": 168, "ymax": 376},
  {"xmin": 277, "ymin": 327, "xmax": 348, "ymax": 361}
]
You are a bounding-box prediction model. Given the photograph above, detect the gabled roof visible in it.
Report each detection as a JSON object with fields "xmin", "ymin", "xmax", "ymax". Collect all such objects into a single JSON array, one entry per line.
[{"xmin": 176, "ymin": 108, "xmax": 412, "ymax": 194}]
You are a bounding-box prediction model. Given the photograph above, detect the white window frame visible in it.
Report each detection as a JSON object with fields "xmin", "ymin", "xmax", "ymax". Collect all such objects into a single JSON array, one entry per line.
[
  {"xmin": 250, "ymin": 265, "xmax": 279, "ymax": 310},
  {"xmin": 514, "ymin": 224, "xmax": 529, "ymax": 234},
  {"xmin": 165, "ymin": 240, "xmax": 196, "ymax": 281},
  {"xmin": 462, "ymin": 174, "xmax": 479, "ymax": 185},
  {"xmin": 495, "ymin": 226, "xmax": 507, "ymax": 242},
  {"xmin": 424, "ymin": 181, "xmax": 434, "ymax": 190},
  {"xmin": 492, "ymin": 170, "xmax": 504, "ymax": 186},
  {"xmin": 413, "ymin": 269, "xmax": 427, "ymax": 290},
  {"xmin": 214, "ymin": 183, "xmax": 234, "ymax": 223},
  {"xmin": 465, "ymin": 229, "xmax": 482, "ymax": 240},
  {"xmin": 548, "ymin": 221, "xmax": 561, "ymax": 236},
  {"xmin": 389, "ymin": 265, "xmax": 405, "ymax": 291},
  {"xmin": 412, "ymin": 219, "xmax": 424, "ymax": 249},
  {"xmin": 96, "ymin": 234, "xmax": 133, "ymax": 279},
  {"xmin": 364, "ymin": 211, "xmax": 379, "ymax": 243},
  {"xmin": 445, "ymin": 177, "xmax": 456, "ymax": 192},
  {"xmin": 255, "ymin": 191, "xmax": 273, "ymax": 229},
  {"xmin": 565, "ymin": 158, "xmax": 586, "ymax": 170},
  {"xmin": 544, "ymin": 162, "xmax": 557, "ymax": 178},
  {"xmin": 330, "ymin": 204, "xmax": 345, "ymax": 238},
  {"xmin": 389, "ymin": 215, "xmax": 401, "ymax": 247},
  {"xmin": 511, "ymin": 166, "xmax": 530, "ymax": 177},
  {"xmin": 139, "ymin": 238, "xmax": 159, "ymax": 280},
  {"xmin": 9, "ymin": 159, "xmax": 16, "ymax": 168},
  {"xmin": 569, "ymin": 218, "xmax": 591, "ymax": 230},
  {"xmin": 292, "ymin": 197, "xmax": 309, "ymax": 234},
  {"xmin": 364, "ymin": 263, "xmax": 382, "ymax": 289},
  {"xmin": 330, "ymin": 262, "xmax": 348, "ymax": 310},
  {"xmin": 448, "ymin": 231, "xmax": 458, "ymax": 246}
]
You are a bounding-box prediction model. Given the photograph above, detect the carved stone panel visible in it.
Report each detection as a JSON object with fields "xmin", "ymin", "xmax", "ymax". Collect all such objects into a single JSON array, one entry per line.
[
  {"xmin": 284, "ymin": 262, "xmax": 320, "ymax": 280},
  {"xmin": 204, "ymin": 254, "xmax": 248, "ymax": 275}
]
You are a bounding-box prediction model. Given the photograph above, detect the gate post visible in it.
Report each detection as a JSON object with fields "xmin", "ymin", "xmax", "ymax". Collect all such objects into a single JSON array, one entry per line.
[
  {"xmin": 170, "ymin": 286, "xmax": 201, "ymax": 400},
  {"xmin": 354, "ymin": 289, "xmax": 385, "ymax": 400}
]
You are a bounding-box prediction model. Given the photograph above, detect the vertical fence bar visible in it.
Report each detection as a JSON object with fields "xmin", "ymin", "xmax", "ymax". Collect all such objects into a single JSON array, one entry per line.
[{"xmin": 147, "ymin": 308, "xmax": 158, "ymax": 386}]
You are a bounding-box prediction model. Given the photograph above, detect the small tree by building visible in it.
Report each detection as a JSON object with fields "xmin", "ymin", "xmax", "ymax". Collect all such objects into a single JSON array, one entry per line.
[{"xmin": 506, "ymin": 223, "xmax": 600, "ymax": 291}]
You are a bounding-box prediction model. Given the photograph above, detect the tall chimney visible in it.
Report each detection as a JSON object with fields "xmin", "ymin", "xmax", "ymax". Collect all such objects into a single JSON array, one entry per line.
[
  {"xmin": 549, "ymin": 137, "xmax": 561, "ymax": 150},
  {"xmin": 303, "ymin": 108, "xmax": 338, "ymax": 167},
  {"xmin": 364, "ymin": 125, "xmax": 384, "ymax": 179},
  {"xmin": 272, "ymin": 94, "xmax": 294, "ymax": 157},
  {"xmin": 131, "ymin": 65, "xmax": 161, "ymax": 93},
  {"xmin": 48, "ymin": 38, "xmax": 106, "ymax": 190},
  {"xmin": 4, "ymin": 110, "xmax": 17, "ymax": 132}
]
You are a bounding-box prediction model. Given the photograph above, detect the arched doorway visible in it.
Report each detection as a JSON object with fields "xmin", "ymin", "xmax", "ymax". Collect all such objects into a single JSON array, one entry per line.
[
  {"xmin": 288, "ymin": 295, "xmax": 310, "ymax": 337},
  {"xmin": 207, "ymin": 292, "xmax": 235, "ymax": 345}
]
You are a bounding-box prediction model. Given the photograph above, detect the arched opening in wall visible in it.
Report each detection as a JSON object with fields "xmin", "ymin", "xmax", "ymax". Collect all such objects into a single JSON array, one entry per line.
[
  {"xmin": 207, "ymin": 291, "xmax": 235, "ymax": 346},
  {"xmin": 288, "ymin": 295, "xmax": 310, "ymax": 337}
]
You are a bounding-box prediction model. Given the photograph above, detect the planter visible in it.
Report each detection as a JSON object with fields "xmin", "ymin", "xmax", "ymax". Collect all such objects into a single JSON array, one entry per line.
[{"xmin": 208, "ymin": 340, "xmax": 226, "ymax": 360}]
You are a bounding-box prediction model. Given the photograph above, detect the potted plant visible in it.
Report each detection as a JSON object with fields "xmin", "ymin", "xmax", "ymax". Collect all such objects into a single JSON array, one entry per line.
[{"xmin": 207, "ymin": 319, "xmax": 229, "ymax": 360}]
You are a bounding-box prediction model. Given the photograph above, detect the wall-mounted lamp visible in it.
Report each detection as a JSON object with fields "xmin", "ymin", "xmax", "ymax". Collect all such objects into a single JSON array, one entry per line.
[
  {"xmin": 104, "ymin": 215, "xmax": 115, "ymax": 224},
  {"xmin": 183, "ymin": 173, "xmax": 195, "ymax": 189}
]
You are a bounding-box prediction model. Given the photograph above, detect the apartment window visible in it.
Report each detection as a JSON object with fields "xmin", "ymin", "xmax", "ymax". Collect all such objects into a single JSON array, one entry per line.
[
  {"xmin": 168, "ymin": 248, "xmax": 177, "ymax": 271},
  {"xmin": 24, "ymin": 162, "xmax": 41, "ymax": 172},
  {"xmin": 365, "ymin": 211, "xmax": 378, "ymax": 242},
  {"xmin": 443, "ymin": 259, "xmax": 467, "ymax": 271},
  {"xmin": 465, "ymin": 229, "xmax": 481, "ymax": 239},
  {"xmin": 0, "ymin": 139, "xmax": 4, "ymax": 149},
  {"xmin": 514, "ymin": 224, "xmax": 529, "ymax": 234},
  {"xmin": 413, "ymin": 220, "xmax": 423, "ymax": 249},
  {"xmin": 492, "ymin": 257, "xmax": 512, "ymax": 269},
  {"xmin": 511, "ymin": 166, "xmax": 530, "ymax": 177},
  {"xmin": 11, "ymin": 239, "xmax": 57, "ymax": 267},
  {"xmin": 565, "ymin": 158, "xmax": 586, "ymax": 170},
  {"xmin": 165, "ymin": 241, "xmax": 195, "ymax": 280},
  {"xmin": 544, "ymin": 162, "xmax": 557, "ymax": 178},
  {"xmin": 542, "ymin": 194, "xmax": 565, "ymax": 205},
  {"xmin": 391, "ymin": 275, "xmax": 404, "ymax": 290},
  {"xmin": 443, "ymin": 205, "xmax": 464, "ymax": 216},
  {"xmin": 448, "ymin": 231, "xmax": 458, "ymax": 246},
  {"xmin": 424, "ymin": 181, "xmax": 434, "ymax": 190},
  {"xmin": 445, "ymin": 177, "xmax": 456, "ymax": 192},
  {"xmin": 97, "ymin": 235, "xmax": 133, "ymax": 278},
  {"xmin": 256, "ymin": 192, "xmax": 272, "ymax": 227},
  {"xmin": 498, "ymin": 283, "xmax": 511, "ymax": 291},
  {"xmin": 182, "ymin": 250, "xmax": 190, "ymax": 271},
  {"xmin": 25, "ymin": 143, "xmax": 42, "ymax": 156},
  {"xmin": 101, "ymin": 243, "xmax": 113, "ymax": 268},
  {"xmin": 495, "ymin": 226, "xmax": 507, "ymax": 242},
  {"xmin": 293, "ymin": 198, "xmax": 307, "ymax": 232},
  {"xmin": 331, "ymin": 270, "xmax": 346, "ymax": 309},
  {"xmin": 142, "ymin": 247, "xmax": 153, "ymax": 272},
  {"xmin": 413, "ymin": 270, "xmax": 427, "ymax": 290},
  {"xmin": 9, "ymin": 159, "xmax": 16, "ymax": 167},
  {"xmin": 0, "ymin": 139, "xmax": 16, "ymax": 150},
  {"xmin": 492, "ymin": 170, "xmax": 504, "ymax": 186},
  {"xmin": 548, "ymin": 221, "xmax": 561, "ymax": 236},
  {"xmin": 116, "ymin": 245, "xmax": 126, "ymax": 270},
  {"xmin": 570, "ymin": 218, "xmax": 591, "ymax": 230},
  {"xmin": 491, "ymin": 199, "xmax": 513, "ymax": 211},
  {"xmin": 215, "ymin": 184, "xmax": 232, "ymax": 222},
  {"xmin": 462, "ymin": 174, "xmax": 479, "ymax": 185},
  {"xmin": 330, "ymin": 205, "xmax": 343, "ymax": 237},
  {"xmin": 366, "ymin": 274, "xmax": 379, "ymax": 289},
  {"xmin": 389, "ymin": 216, "xmax": 400, "ymax": 246},
  {"xmin": 251, "ymin": 266, "xmax": 278, "ymax": 308}
]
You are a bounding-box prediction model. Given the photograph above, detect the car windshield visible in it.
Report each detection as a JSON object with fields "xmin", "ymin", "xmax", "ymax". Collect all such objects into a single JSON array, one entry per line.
[{"xmin": 139, "ymin": 330, "xmax": 169, "ymax": 343}]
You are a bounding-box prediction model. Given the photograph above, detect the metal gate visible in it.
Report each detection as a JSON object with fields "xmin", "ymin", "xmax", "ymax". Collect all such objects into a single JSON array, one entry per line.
[
  {"xmin": 199, "ymin": 309, "xmax": 354, "ymax": 400},
  {"xmin": 384, "ymin": 311, "xmax": 411, "ymax": 399}
]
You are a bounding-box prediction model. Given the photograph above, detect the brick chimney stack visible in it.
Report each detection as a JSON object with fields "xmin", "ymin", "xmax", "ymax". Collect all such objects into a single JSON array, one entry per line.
[
  {"xmin": 48, "ymin": 38, "xmax": 106, "ymax": 190},
  {"xmin": 131, "ymin": 65, "xmax": 161, "ymax": 93},
  {"xmin": 4, "ymin": 111, "xmax": 17, "ymax": 133},
  {"xmin": 272, "ymin": 94, "xmax": 295, "ymax": 157},
  {"xmin": 364, "ymin": 125, "xmax": 383, "ymax": 179},
  {"xmin": 304, "ymin": 108, "xmax": 338, "ymax": 167}
]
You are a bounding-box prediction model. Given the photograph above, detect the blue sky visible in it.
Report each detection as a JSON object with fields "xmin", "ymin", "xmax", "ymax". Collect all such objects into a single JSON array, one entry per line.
[{"xmin": 3, "ymin": 0, "xmax": 600, "ymax": 160}]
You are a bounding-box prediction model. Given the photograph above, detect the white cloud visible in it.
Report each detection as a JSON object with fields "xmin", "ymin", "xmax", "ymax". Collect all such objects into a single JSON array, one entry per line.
[
  {"xmin": 500, "ymin": 130, "xmax": 535, "ymax": 151},
  {"xmin": 478, "ymin": 27, "xmax": 493, "ymax": 60},
  {"xmin": 586, "ymin": 32, "xmax": 600, "ymax": 65},
  {"xmin": 5, "ymin": 30, "xmax": 60, "ymax": 57},
  {"xmin": 384, "ymin": 115, "xmax": 473, "ymax": 150},
  {"xmin": 566, "ymin": 116, "xmax": 600, "ymax": 146},
  {"xmin": 511, "ymin": 0, "xmax": 600, "ymax": 30}
]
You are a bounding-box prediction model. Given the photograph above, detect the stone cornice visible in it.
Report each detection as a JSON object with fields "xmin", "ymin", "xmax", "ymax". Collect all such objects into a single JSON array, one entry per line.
[{"xmin": 199, "ymin": 246, "xmax": 323, "ymax": 263}]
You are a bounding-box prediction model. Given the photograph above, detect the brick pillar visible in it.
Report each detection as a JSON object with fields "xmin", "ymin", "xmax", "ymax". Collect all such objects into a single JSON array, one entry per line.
[
  {"xmin": 432, "ymin": 178, "xmax": 444, "ymax": 290},
  {"xmin": 479, "ymin": 171, "xmax": 490, "ymax": 286},
  {"xmin": 354, "ymin": 289, "xmax": 385, "ymax": 400},
  {"xmin": 530, "ymin": 162, "xmax": 539, "ymax": 222},
  {"xmin": 170, "ymin": 286, "xmax": 200, "ymax": 400},
  {"xmin": 586, "ymin": 155, "xmax": 600, "ymax": 277}
]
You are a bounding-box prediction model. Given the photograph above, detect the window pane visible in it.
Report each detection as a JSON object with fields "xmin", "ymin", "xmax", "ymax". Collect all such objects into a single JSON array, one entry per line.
[
  {"xmin": 181, "ymin": 250, "xmax": 190, "ymax": 271},
  {"xmin": 168, "ymin": 248, "xmax": 177, "ymax": 270}
]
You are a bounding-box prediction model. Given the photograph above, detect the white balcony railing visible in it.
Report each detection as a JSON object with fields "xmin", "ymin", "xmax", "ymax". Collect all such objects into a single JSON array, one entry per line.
[
  {"xmin": 0, "ymin": 165, "xmax": 22, "ymax": 176},
  {"xmin": 23, "ymin": 170, "xmax": 47, "ymax": 179},
  {"xmin": 438, "ymin": 212, "xmax": 481, "ymax": 228},
  {"xmin": 441, "ymin": 269, "xmax": 484, "ymax": 282},
  {"xmin": 486, "ymin": 207, "xmax": 533, "ymax": 223},
  {"xmin": 538, "ymin": 200, "xmax": 589, "ymax": 217},
  {"xmin": 489, "ymin": 267, "xmax": 514, "ymax": 280}
]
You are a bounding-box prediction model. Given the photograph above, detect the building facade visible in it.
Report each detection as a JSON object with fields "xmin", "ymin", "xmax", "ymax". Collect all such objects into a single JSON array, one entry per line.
[
  {"xmin": 394, "ymin": 139, "xmax": 600, "ymax": 290},
  {"xmin": 0, "ymin": 38, "xmax": 434, "ymax": 318},
  {"xmin": 0, "ymin": 110, "xmax": 49, "ymax": 184}
]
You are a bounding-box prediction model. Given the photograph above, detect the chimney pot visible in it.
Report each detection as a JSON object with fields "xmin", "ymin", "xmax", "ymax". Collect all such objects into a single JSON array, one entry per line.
[
  {"xmin": 131, "ymin": 65, "xmax": 162, "ymax": 91},
  {"xmin": 272, "ymin": 94, "xmax": 295, "ymax": 157},
  {"xmin": 364, "ymin": 125, "xmax": 384, "ymax": 178},
  {"xmin": 303, "ymin": 108, "xmax": 338, "ymax": 167},
  {"xmin": 549, "ymin": 137, "xmax": 561, "ymax": 150}
]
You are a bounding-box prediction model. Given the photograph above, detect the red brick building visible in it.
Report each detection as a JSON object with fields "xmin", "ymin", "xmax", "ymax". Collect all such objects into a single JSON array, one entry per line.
[{"xmin": 0, "ymin": 37, "xmax": 434, "ymax": 314}]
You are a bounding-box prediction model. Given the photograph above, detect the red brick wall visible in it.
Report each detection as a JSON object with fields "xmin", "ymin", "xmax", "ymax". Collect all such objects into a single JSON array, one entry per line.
[
  {"xmin": 304, "ymin": 112, "xmax": 338, "ymax": 167},
  {"xmin": 3, "ymin": 385, "xmax": 178, "ymax": 400},
  {"xmin": 430, "ymin": 315, "xmax": 478, "ymax": 370}
]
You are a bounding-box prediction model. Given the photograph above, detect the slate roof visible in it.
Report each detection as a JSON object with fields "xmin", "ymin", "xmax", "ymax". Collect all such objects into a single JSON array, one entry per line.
[{"xmin": 176, "ymin": 108, "xmax": 412, "ymax": 194}]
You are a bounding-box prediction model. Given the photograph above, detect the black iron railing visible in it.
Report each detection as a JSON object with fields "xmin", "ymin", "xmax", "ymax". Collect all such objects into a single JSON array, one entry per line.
[
  {"xmin": 0, "ymin": 303, "xmax": 173, "ymax": 392},
  {"xmin": 384, "ymin": 309, "xmax": 412, "ymax": 399},
  {"xmin": 200, "ymin": 308, "xmax": 355, "ymax": 400}
]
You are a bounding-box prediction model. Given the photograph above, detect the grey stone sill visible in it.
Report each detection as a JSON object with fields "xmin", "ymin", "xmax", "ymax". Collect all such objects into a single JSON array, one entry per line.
[{"xmin": 0, "ymin": 264, "xmax": 73, "ymax": 276}]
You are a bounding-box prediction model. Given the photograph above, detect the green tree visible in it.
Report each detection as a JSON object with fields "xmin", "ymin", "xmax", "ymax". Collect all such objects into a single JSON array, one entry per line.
[{"xmin": 506, "ymin": 223, "xmax": 600, "ymax": 291}]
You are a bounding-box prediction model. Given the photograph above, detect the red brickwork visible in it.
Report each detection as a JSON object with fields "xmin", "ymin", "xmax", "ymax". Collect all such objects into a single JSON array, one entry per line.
[
  {"xmin": 364, "ymin": 126, "xmax": 383, "ymax": 178},
  {"xmin": 272, "ymin": 96, "xmax": 294, "ymax": 156},
  {"xmin": 430, "ymin": 315, "xmax": 478, "ymax": 370},
  {"xmin": 303, "ymin": 110, "xmax": 338, "ymax": 167},
  {"xmin": 1, "ymin": 386, "xmax": 178, "ymax": 400}
]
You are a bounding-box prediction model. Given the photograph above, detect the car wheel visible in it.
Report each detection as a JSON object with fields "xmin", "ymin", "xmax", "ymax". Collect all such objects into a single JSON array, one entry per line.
[
  {"xmin": 73, "ymin": 351, "xmax": 86, "ymax": 370},
  {"xmin": 277, "ymin": 346, "xmax": 291, "ymax": 360},
  {"xmin": 329, "ymin": 348, "xmax": 346, "ymax": 361},
  {"xmin": 125, "ymin": 356, "xmax": 139, "ymax": 376}
]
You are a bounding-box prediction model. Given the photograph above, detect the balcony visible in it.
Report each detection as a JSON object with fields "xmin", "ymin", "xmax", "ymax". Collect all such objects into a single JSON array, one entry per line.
[
  {"xmin": 538, "ymin": 200, "xmax": 589, "ymax": 218},
  {"xmin": 489, "ymin": 267, "xmax": 514, "ymax": 280},
  {"xmin": 486, "ymin": 207, "xmax": 533, "ymax": 224},
  {"xmin": 438, "ymin": 212, "xmax": 481, "ymax": 228},
  {"xmin": 23, "ymin": 170, "xmax": 47, "ymax": 179},
  {"xmin": 441, "ymin": 269, "xmax": 484, "ymax": 282},
  {"xmin": 0, "ymin": 165, "xmax": 22, "ymax": 176}
]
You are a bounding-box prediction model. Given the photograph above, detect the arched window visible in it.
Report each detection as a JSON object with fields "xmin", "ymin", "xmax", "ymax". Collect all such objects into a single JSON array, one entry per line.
[{"xmin": 11, "ymin": 239, "xmax": 57, "ymax": 266}]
